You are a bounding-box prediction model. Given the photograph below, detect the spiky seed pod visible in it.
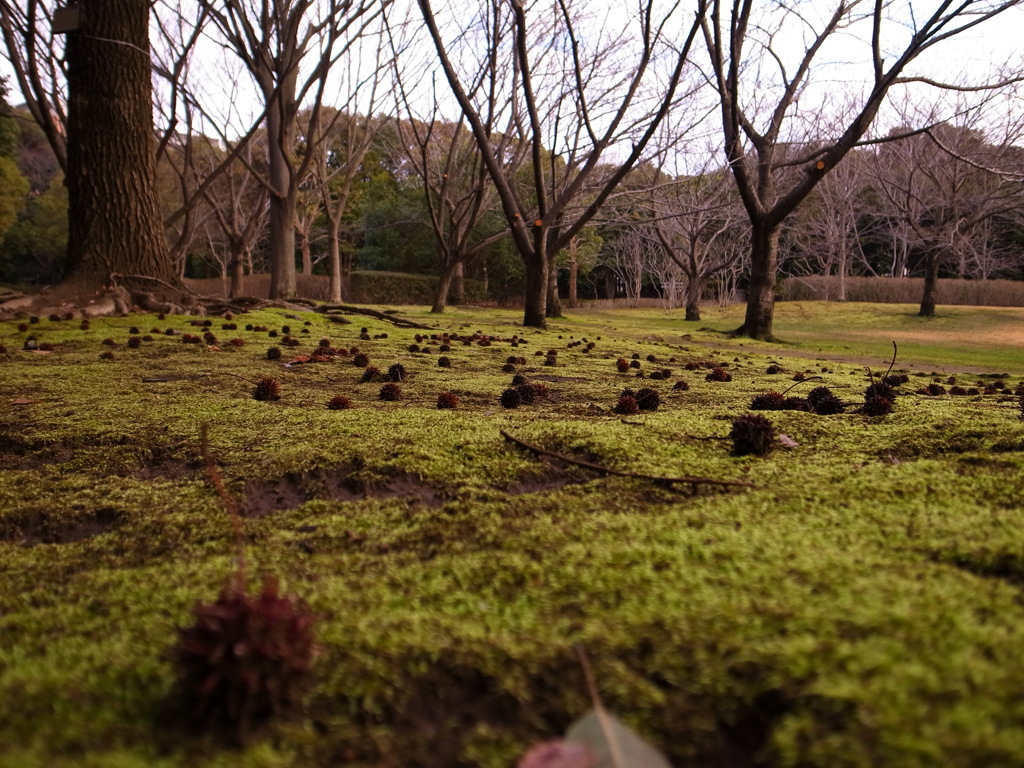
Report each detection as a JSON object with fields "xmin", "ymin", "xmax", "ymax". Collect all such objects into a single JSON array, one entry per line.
[
  {"xmin": 865, "ymin": 381, "xmax": 896, "ymax": 402},
  {"xmin": 245, "ymin": 324, "xmax": 254, "ymax": 331},
  {"xmin": 101, "ymin": 337, "xmax": 117, "ymax": 347},
  {"xmin": 730, "ymin": 413, "xmax": 776, "ymax": 457},
  {"xmin": 502, "ymin": 363, "xmax": 517, "ymax": 373},
  {"xmin": 128, "ymin": 326, "xmax": 140, "ymax": 334},
  {"xmin": 516, "ymin": 384, "xmax": 536, "ymax": 405},
  {"xmin": 646, "ymin": 354, "xmax": 658, "ymax": 363},
  {"xmin": 268, "ymin": 330, "xmax": 278, "ymax": 338},
  {"xmin": 16, "ymin": 323, "xmax": 28, "ymax": 332},
  {"xmin": 500, "ymin": 388, "xmax": 522, "ymax": 409},
  {"xmin": 544, "ymin": 355, "xmax": 557, "ymax": 367},
  {"xmin": 284, "ymin": 338, "xmax": 301, "ymax": 348},
  {"xmin": 48, "ymin": 313, "xmax": 61, "ymax": 322},
  {"xmin": 436, "ymin": 392, "xmax": 459, "ymax": 410},
  {"xmin": 222, "ymin": 323, "xmax": 238, "ymax": 331},
  {"xmin": 810, "ymin": 392, "xmax": 844, "ymax": 415},
  {"xmin": 530, "ymin": 382, "xmax": 550, "ymax": 399},
  {"xmin": 684, "ymin": 361, "xmax": 700, "ymax": 371},
  {"xmin": 766, "ymin": 364, "xmax": 782, "ymax": 374},
  {"xmin": 386, "ymin": 363, "xmax": 407, "ymax": 382},
  {"xmin": 966, "ymin": 387, "xmax": 981, "ymax": 396},
  {"xmin": 327, "ymin": 395, "xmax": 353, "ymax": 410},
  {"xmin": 750, "ymin": 392, "xmax": 786, "ymax": 410},
  {"xmin": 252, "ymin": 378, "xmax": 281, "ymax": 401},
  {"xmin": 352, "ymin": 353, "xmax": 370, "ymax": 367},
  {"xmin": 266, "ymin": 346, "xmax": 282, "ymax": 360},
  {"xmin": 783, "ymin": 397, "xmax": 809, "ymax": 411},
  {"xmin": 437, "ymin": 356, "xmax": 452, "ymax": 368},
  {"xmin": 408, "ymin": 344, "xmax": 420, "ymax": 353},
  {"xmin": 361, "ymin": 366, "xmax": 382, "ymax": 383},
  {"xmin": 672, "ymin": 380, "xmax": 689, "ymax": 391},
  {"xmin": 378, "ymin": 383, "xmax": 402, "ymax": 401},
  {"xmin": 0, "ymin": 344, "xmax": 7, "ymax": 355},
  {"xmin": 984, "ymin": 386, "xmax": 998, "ymax": 395},
  {"xmin": 706, "ymin": 367, "xmax": 732, "ymax": 382},
  {"xmin": 318, "ymin": 338, "xmax": 331, "ymax": 348},
  {"xmin": 127, "ymin": 336, "xmax": 142, "ymax": 349},
  {"xmin": 228, "ymin": 338, "xmax": 245, "ymax": 347},
  {"xmin": 38, "ymin": 342, "xmax": 55, "ymax": 351},
  {"xmin": 949, "ymin": 386, "xmax": 968, "ymax": 396},
  {"xmin": 143, "ymin": 335, "xmax": 154, "ymax": 342},
  {"xmin": 439, "ymin": 344, "xmax": 451, "ymax": 353},
  {"xmin": 883, "ymin": 374, "xmax": 909, "ymax": 387},
  {"xmin": 173, "ymin": 578, "xmax": 315, "ymax": 743},
  {"xmin": 613, "ymin": 394, "xmax": 640, "ymax": 414},
  {"xmin": 507, "ymin": 355, "xmax": 520, "ymax": 365},
  {"xmin": 862, "ymin": 394, "xmax": 893, "ymax": 417},
  {"xmin": 792, "ymin": 372, "xmax": 806, "ymax": 382},
  {"xmin": 660, "ymin": 369, "xmax": 672, "ymax": 379},
  {"xmin": 511, "ymin": 374, "xmax": 528, "ymax": 386},
  {"xmin": 80, "ymin": 320, "xmax": 91, "ymax": 330},
  {"xmin": 99, "ymin": 351, "xmax": 115, "ymax": 360},
  {"xmin": 616, "ymin": 359, "xmax": 631, "ymax": 373},
  {"xmin": 629, "ymin": 360, "xmax": 641, "ymax": 369},
  {"xmin": 926, "ymin": 383, "xmax": 947, "ymax": 396},
  {"xmin": 635, "ymin": 387, "xmax": 660, "ymax": 411},
  {"xmin": 203, "ymin": 333, "xmax": 218, "ymax": 345}
]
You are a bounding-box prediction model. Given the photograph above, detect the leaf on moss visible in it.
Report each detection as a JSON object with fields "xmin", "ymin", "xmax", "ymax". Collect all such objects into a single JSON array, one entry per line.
[{"xmin": 565, "ymin": 709, "xmax": 672, "ymax": 768}]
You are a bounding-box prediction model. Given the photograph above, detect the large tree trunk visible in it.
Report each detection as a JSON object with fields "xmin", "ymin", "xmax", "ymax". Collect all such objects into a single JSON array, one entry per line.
[
  {"xmin": 736, "ymin": 225, "xmax": 780, "ymax": 340},
  {"xmin": 523, "ymin": 255, "xmax": 548, "ymax": 328},
  {"xmin": 684, "ymin": 275, "xmax": 703, "ymax": 321},
  {"xmin": 265, "ymin": 85, "xmax": 297, "ymax": 299},
  {"xmin": 919, "ymin": 251, "xmax": 940, "ymax": 317},
  {"xmin": 63, "ymin": 0, "xmax": 171, "ymax": 289}
]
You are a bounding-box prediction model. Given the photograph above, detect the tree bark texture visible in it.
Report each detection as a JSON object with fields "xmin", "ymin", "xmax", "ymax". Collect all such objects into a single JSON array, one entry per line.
[
  {"xmin": 737, "ymin": 225, "xmax": 780, "ymax": 340},
  {"xmin": 919, "ymin": 252, "xmax": 940, "ymax": 317},
  {"xmin": 431, "ymin": 260, "xmax": 460, "ymax": 313},
  {"xmin": 63, "ymin": 0, "xmax": 172, "ymax": 289},
  {"xmin": 522, "ymin": 254, "xmax": 548, "ymax": 328}
]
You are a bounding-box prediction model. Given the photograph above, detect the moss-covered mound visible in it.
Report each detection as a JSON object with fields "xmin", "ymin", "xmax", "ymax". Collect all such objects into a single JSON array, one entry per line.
[{"xmin": 1, "ymin": 304, "xmax": 1023, "ymax": 767}]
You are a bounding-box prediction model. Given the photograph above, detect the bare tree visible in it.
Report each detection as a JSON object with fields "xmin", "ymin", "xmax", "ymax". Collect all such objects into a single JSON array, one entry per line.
[
  {"xmin": 647, "ymin": 162, "xmax": 746, "ymax": 320},
  {"xmin": 201, "ymin": 0, "xmax": 388, "ymax": 299},
  {"xmin": 417, "ymin": 0, "xmax": 707, "ymax": 328},
  {"xmin": 868, "ymin": 106, "xmax": 1024, "ymax": 315},
  {"xmin": 0, "ymin": 0, "xmax": 66, "ymax": 171},
  {"xmin": 701, "ymin": 0, "xmax": 1024, "ymax": 339}
]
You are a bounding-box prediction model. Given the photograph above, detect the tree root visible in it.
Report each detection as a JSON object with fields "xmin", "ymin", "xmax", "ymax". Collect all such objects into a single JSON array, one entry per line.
[{"xmin": 500, "ymin": 430, "xmax": 754, "ymax": 491}]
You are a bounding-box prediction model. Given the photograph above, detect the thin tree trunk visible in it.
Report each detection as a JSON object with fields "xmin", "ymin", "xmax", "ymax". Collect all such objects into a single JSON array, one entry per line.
[
  {"xmin": 453, "ymin": 261, "xmax": 465, "ymax": 305},
  {"xmin": 919, "ymin": 252, "xmax": 940, "ymax": 317},
  {"xmin": 546, "ymin": 256, "xmax": 562, "ymax": 318},
  {"xmin": 736, "ymin": 225, "xmax": 780, "ymax": 340},
  {"xmin": 63, "ymin": 0, "xmax": 171, "ymax": 289},
  {"xmin": 228, "ymin": 246, "xmax": 245, "ymax": 299},
  {"xmin": 327, "ymin": 227, "xmax": 342, "ymax": 303},
  {"xmin": 432, "ymin": 260, "xmax": 460, "ymax": 313},
  {"xmin": 567, "ymin": 257, "xmax": 578, "ymax": 308}
]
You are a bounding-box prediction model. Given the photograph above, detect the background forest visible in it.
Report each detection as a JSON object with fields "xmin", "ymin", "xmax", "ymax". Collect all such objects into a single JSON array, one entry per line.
[{"xmin": 0, "ymin": 0, "xmax": 1023, "ymax": 322}]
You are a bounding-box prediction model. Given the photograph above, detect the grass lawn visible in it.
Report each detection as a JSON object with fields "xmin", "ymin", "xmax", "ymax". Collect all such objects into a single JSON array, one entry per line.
[{"xmin": 0, "ymin": 300, "xmax": 1022, "ymax": 767}]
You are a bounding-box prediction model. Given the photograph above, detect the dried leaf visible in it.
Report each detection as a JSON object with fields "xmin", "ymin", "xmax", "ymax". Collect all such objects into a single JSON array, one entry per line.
[
  {"xmin": 566, "ymin": 709, "xmax": 672, "ymax": 768},
  {"xmin": 9, "ymin": 397, "xmax": 41, "ymax": 405},
  {"xmin": 778, "ymin": 434, "xmax": 799, "ymax": 449}
]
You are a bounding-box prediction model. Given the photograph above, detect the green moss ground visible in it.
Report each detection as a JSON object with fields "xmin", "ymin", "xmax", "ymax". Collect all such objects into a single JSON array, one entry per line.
[{"xmin": 1, "ymin": 302, "xmax": 1023, "ymax": 767}]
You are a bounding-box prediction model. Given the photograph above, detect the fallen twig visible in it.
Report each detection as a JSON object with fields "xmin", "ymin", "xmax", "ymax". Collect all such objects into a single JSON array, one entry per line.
[
  {"xmin": 316, "ymin": 304, "xmax": 433, "ymax": 329},
  {"xmin": 500, "ymin": 430, "xmax": 754, "ymax": 490}
]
